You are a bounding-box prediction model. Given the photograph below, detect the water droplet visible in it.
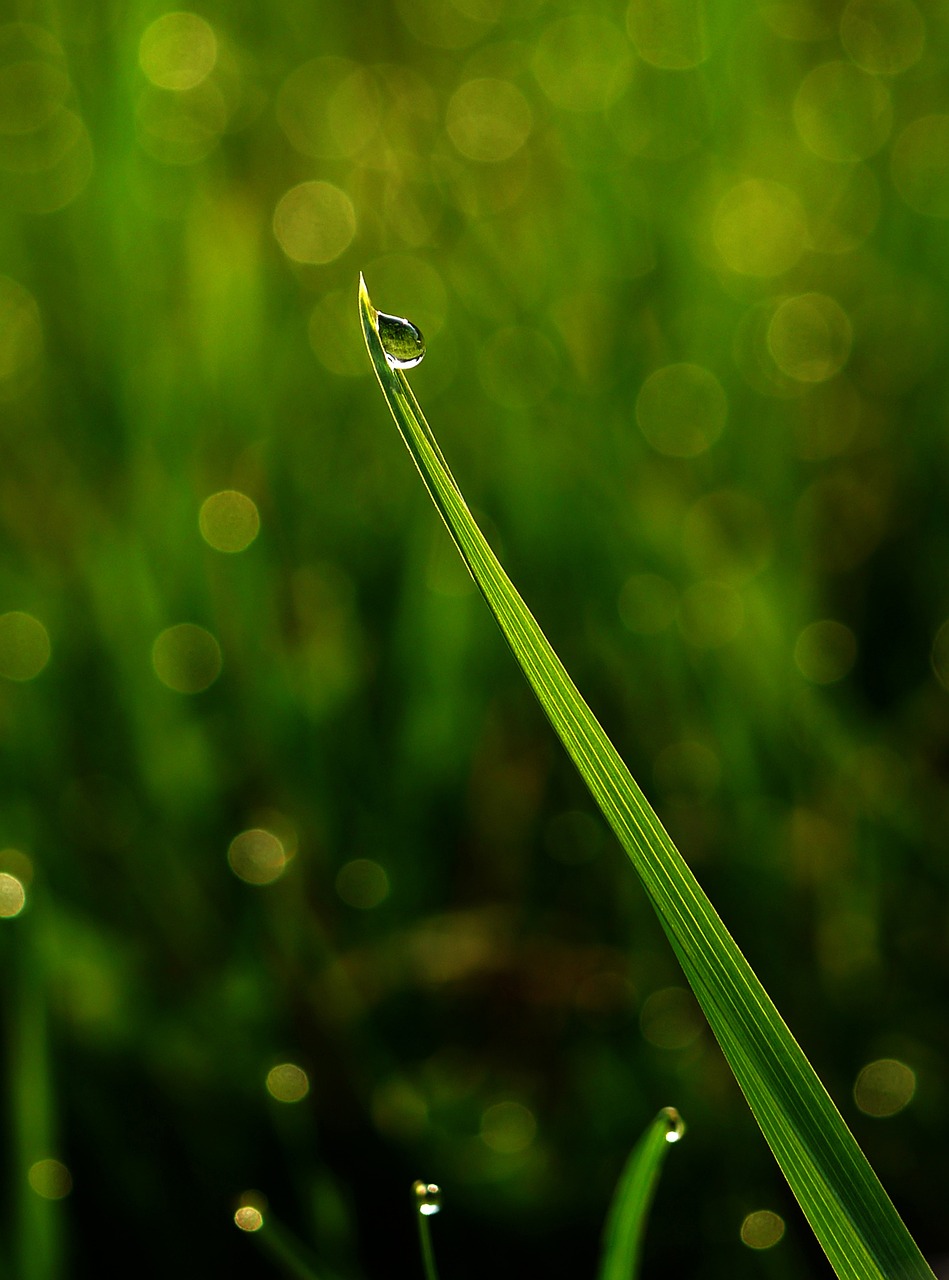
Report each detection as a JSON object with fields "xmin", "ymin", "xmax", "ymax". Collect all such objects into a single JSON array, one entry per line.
[
  {"xmin": 412, "ymin": 1179, "xmax": 441, "ymax": 1215},
  {"xmin": 660, "ymin": 1106, "xmax": 686, "ymax": 1144},
  {"xmin": 377, "ymin": 310, "xmax": 425, "ymax": 370}
]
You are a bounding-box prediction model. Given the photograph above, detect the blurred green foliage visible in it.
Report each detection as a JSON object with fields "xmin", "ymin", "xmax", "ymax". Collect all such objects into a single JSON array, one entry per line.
[{"xmin": 2, "ymin": 0, "xmax": 949, "ymax": 1277}]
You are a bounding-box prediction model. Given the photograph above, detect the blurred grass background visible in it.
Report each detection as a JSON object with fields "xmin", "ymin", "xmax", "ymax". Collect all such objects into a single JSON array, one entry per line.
[{"xmin": 2, "ymin": 0, "xmax": 949, "ymax": 1276}]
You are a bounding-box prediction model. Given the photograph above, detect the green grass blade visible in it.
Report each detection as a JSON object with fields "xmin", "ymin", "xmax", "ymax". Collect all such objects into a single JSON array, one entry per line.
[
  {"xmin": 599, "ymin": 1108, "xmax": 685, "ymax": 1280},
  {"xmin": 358, "ymin": 275, "xmax": 936, "ymax": 1280}
]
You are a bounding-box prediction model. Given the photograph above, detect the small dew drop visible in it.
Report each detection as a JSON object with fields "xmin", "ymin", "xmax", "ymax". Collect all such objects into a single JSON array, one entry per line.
[
  {"xmin": 660, "ymin": 1105, "xmax": 686, "ymax": 1144},
  {"xmin": 377, "ymin": 310, "xmax": 426, "ymax": 370},
  {"xmin": 413, "ymin": 1179, "xmax": 441, "ymax": 1216}
]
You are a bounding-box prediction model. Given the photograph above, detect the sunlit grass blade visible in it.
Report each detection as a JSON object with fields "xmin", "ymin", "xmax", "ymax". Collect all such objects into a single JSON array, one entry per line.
[
  {"xmin": 599, "ymin": 1107, "xmax": 685, "ymax": 1280},
  {"xmin": 412, "ymin": 1180, "xmax": 442, "ymax": 1280},
  {"xmin": 358, "ymin": 275, "xmax": 936, "ymax": 1280}
]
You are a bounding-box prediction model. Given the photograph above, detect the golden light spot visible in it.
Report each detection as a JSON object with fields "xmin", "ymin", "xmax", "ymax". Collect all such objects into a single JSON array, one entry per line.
[
  {"xmin": 396, "ymin": 0, "xmax": 496, "ymax": 49},
  {"xmin": 0, "ymin": 611, "xmax": 50, "ymax": 681},
  {"xmin": 532, "ymin": 15, "xmax": 631, "ymax": 113},
  {"xmin": 199, "ymin": 490, "xmax": 260, "ymax": 553},
  {"xmin": 228, "ymin": 828, "xmax": 287, "ymax": 886},
  {"xmin": 135, "ymin": 82, "xmax": 227, "ymax": 165},
  {"xmin": 930, "ymin": 620, "xmax": 949, "ymax": 691},
  {"xmin": 138, "ymin": 12, "xmax": 218, "ymax": 91},
  {"xmin": 0, "ymin": 60, "xmax": 70, "ymax": 133},
  {"xmin": 741, "ymin": 1210, "xmax": 786, "ymax": 1249},
  {"xmin": 626, "ymin": 0, "xmax": 710, "ymax": 70},
  {"xmin": 335, "ymin": 858, "xmax": 389, "ymax": 909},
  {"xmin": 151, "ymin": 623, "xmax": 221, "ymax": 694},
  {"xmin": 413, "ymin": 1180, "xmax": 442, "ymax": 1215},
  {"xmin": 854, "ymin": 1058, "xmax": 916, "ymax": 1117},
  {"xmin": 446, "ymin": 78, "xmax": 532, "ymax": 163},
  {"xmin": 618, "ymin": 573, "xmax": 678, "ymax": 635},
  {"xmin": 793, "ymin": 61, "xmax": 892, "ymax": 162},
  {"xmin": 480, "ymin": 1101, "xmax": 536, "ymax": 1154},
  {"xmin": 653, "ymin": 741, "xmax": 720, "ymax": 801},
  {"xmin": 640, "ymin": 986, "xmax": 704, "ymax": 1049},
  {"xmin": 0, "ymin": 277, "xmax": 42, "ymax": 390},
  {"xmin": 636, "ymin": 363, "xmax": 726, "ymax": 458},
  {"xmin": 28, "ymin": 1159, "xmax": 72, "ymax": 1200},
  {"xmin": 794, "ymin": 620, "xmax": 857, "ymax": 684},
  {"xmin": 768, "ymin": 293, "xmax": 852, "ymax": 383},
  {"xmin": 265, "ymin": 1062, "xmax": 310, "ymax": 1103},
  {"xmin": 712, "ymin": 179, "xmax": 807, "ymax": 277},
  {"xmin": 276, "ymin": 58, "xmax": 381, "ymax": 160},
  {"xmin": 840, "ymin": 0, "xmax": 925, "ymax": 76},
  {"xmin": 234, "ymin": 1205, "xmax": 264, "ymax": 1232},
  {"xmin": 891, "ymin": 115, "xmax": 949, "ymax": 219},
  {"xmin": 0, "ymin": 872, "xmax": 26, "ymax": 918},
  {"xmin": 805, "ymin": 162, "xmax": 880, "ymax": 255},
  {"xmin": 761, "ymin": 0, "xmax": 835, "ymax": 41},
  {"xmin": 478, "ymin": 326, "xmax": 557, "ymax": 408},
  {"xmin": 682, "ymin": 490, "xmax": 772, "ymax": 584},
  {"xmin": 273, "ymin": 181, "xmax": 355, "ymax": 265},
  {"xmin": 677, "ymin": 580, "xmax": 744, "ymax": 648}
]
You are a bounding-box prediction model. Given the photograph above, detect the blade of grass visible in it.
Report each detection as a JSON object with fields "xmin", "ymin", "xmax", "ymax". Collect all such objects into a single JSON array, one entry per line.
[
  {"xmin": 599, "ymin": 1107, "xmax": 685, "ymax": 1280},
  {"xmin": 412, "ymin": 1181, "xmax": 442, "ymax": 1280},
  {"xmin": 358, "ymin": 274, "xmax": 936, "ymax": 1280}
]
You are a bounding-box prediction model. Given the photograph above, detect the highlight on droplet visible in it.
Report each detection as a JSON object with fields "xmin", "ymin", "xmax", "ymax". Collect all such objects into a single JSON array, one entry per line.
[
  {"xmin": 660, "ymin": 1105, "xmax": 686, "ymax": 1143},
  {"xmin": 199, "ymin": 490, "xmax": 260, "ymax": 553},
  {"xmin": 151, "ymin": 623, "xmax": 222, "ymax": 693},
  {"xmin": 376, "ymin": 310, "xmax": 426, "ymax": 370},
  {"xmin": 854, "ymin": 1058, "xmax": 916, "ymax": 1117},
  {"xmin": 741, "ymin": 1209, "xmax": 786, "ymax": 1249},
  {"xmin": 27, "ymin": 1159, "xmax": 72, "ymax": 1200},
  {"xmin": 265, "ymin": 1063, "xmax": 310, "ymax": 1103},
  {"xmin": 413, "ymin": 1179, "xmax": 442, "ymax": 1215},
  {"xmin": 0, "ymin": 611, "xmax": 51, "ymax": 682}
]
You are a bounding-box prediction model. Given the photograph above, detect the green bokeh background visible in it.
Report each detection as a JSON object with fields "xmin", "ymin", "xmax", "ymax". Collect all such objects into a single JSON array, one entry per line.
[{"xmin": 2, "ymin": 0, "xmax": 949, "ymax": 1277}]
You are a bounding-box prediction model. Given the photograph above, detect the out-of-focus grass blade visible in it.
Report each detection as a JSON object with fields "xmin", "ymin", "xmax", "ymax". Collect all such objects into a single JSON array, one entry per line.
[
  {"xmin": 358, "ymin": 275, "xmax": 936, "ymax": 1280},
  {"xmin": 599, "ymin": 1107, "xmax": 685, "ymax": 1280}
]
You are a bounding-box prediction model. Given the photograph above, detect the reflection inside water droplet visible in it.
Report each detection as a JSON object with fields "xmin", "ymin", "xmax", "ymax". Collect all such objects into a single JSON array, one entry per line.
[
  {"xmin": 660, "ymin": 1105, "xmax": 686, "ymax": 1143},
  {"xmin": 412, "ymin": 1179, "xmax": 441, "ymax": 1215},
  {"xmin": 377, "ymin": 310, "xmax": 426, "ymax": 369}
]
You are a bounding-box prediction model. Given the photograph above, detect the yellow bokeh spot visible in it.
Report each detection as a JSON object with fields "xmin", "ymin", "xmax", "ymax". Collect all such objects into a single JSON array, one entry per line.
[
  {"xmin": 768, "ymin": 293, "xmax": 852, "ymax": 383},
  {"xmin": 793, "ymin": 61, "xmax": 892, "ymax": 162},
  {"xmin": 234, "ymin": 1205, "xmax": 264, "ymax": 1232},
  {"xmin": 151, "ymin": 623, "xmax": 221, "ymax": 693},
  {"xmin": 273, "ymin": 181, "xmax": 355, "ymax": 265},
  {"xmin": 276, "ymin": 58, "xmax": 381, "ymax": 160},
  {"xmin": 28, "ymin": 1159, "xmax": 72, "ymax": 1200},
  {"xmin": 0, "ymin": 276, "xmax": 43, "ymax": 388},
  {"xmin": 626, "ymin": 0, "xmax": 710, "ymax": 70},
  {"xmin": 712, "ymin": 179, "xmax": 807, "ymax": 277},
  {"xmin": 794, "ymin": 620, "xmax": 857, "ymax": 684},
  {"xmin": 640, "ymin": 986, "xmax": 704, "ymax": 1049},
  {"xmin": 741, "ymin": 1210, "xmax": 786, "ymax": 1250},
  {"xmin": 0, "ymin": 611, "xmax": 50, "ymax": 681},
  {"xmin": 446, "ymin": 78, "xmax": 532, "ymax": 163},
  {"xmin": 199, "ymin": 490, "xmax": 260, "ymax": 553},
  {"xmin": 618, "ymin": 573, "xmax": 678, "ymax": 635},
  {"xmin": 891, "ymin": 115, "xmax": 949, "ymax": 220},
  {"xmin": 804, "ymin": 162, "xmax": 880, "ymax": 255},
  {"xmin": 139, "ymin": 12, "xmax": 218, "ymax": 91},
  {"xmin": 335, "ymin": 858, "xmax": 389, "ymax": 909},
  {"xmin": 228, "ymin": 829, "xmax": 287, "ymax": 886},
  {"xmin": 136, "ymin": 82, "xmax": 227, "ymax": 166},
  {"xmin": 854, "ymin": 1059, "xmax": 916, "ymax": 1117},
  {"xmin": 0, "ymin": 872, "xmax": 26, "ymax": 918},
  {"xmin": 532, "ymin": 15, "xmax": 631, "ymax": 113},
  {"xmin": 0, "ymin": 59, "xmax": 70, "ymax": 134},
  {"xmin": 480, "ymin": 1101, "xmax": 536, "ymax": 1154},
  {"xmin": 840, "ymin": 0, "xmax": 925, "ymax": 76},
  {"xmin": 265, "ymin": 1062, "xmax": 310, "ymax": 1103},
  {"xmin": 636, "ymin": 362, "xmax": 726, "ymax": 458},
  {"xmin": 677, "ymin": 580, "xmax": 744, "ymax": 648},
  {"xmin": 396, "ymin": 0, "xmax": 496, "ymax": 49}
]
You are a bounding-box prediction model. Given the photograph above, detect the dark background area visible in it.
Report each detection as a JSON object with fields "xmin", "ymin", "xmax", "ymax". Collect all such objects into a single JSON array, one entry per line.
[{"xmin": 2, "ymin": 0, "xmax": 949, "ymax": 1276}]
